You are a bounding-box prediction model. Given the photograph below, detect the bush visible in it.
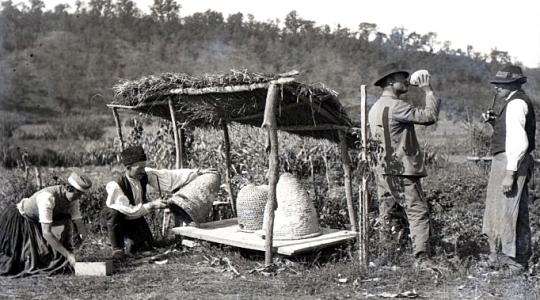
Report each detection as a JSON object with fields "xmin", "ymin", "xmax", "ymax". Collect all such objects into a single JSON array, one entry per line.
[
  {"xmin": 0, "ymin": 111, "xmax": 24, "ymax": 139},
  {"xmin": 79, "ymin": 186, "xmax": 107, "ymax": 233},
  {"xmin": 1, "ymin": 138, "xmax": 118, "ymax": 168},
  {"xmin": 53, "ymin": 115, "xmax": 105, "ymax": 140},
  {"xmin": 0, "ymin": 169, "xmax": 37, "ymax": 212},
  {"xmin": 0, "ymin": 119, "xmax": 20, "ymax": 139}
]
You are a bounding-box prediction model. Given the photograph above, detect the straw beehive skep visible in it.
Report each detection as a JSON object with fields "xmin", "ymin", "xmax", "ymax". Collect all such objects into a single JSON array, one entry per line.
[
  {"xmin": 169, "ymin": 173, "xmax": 221, "ymax": 223},
  {"xmin": 236, "ymin": 184, "xmax": 268, "ymax": 232},
  {"xmin": 262, "ymin": 173, "xmax": 321, "ymax": 240}
]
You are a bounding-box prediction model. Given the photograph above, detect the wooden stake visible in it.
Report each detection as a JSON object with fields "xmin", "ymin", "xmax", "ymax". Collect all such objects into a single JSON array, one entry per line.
[
  {"xmin": 358, "ymin": 84, "xmax": 369, "ymax": 267},
  {"xmin": 168, "ymin": 98, "xmax": 181, "ymax": 169},
  {"xmin": 262, "ymin": 82, "xmax": 280, "ymax": 267},
  {"xmin": 21, "ymin": 151, "xmax": 29, "ymax": 182},
  {"xmin": 179, "ymin": 127, "xmax": 185, "ymax": 168},
  {"xmin": 35, "ymin": 167, "xmax": 42, "ymax": 189},
  {"xmin": 111, "ymin": 108, "xmax": 125, "ymax": 151},
  {"xmin": 222, "ymin": 122, "xmax": 236, "ymax": 216},
  {"xmin": 338, "ymin": 130, "xmax": 357, "ymax": 232}
]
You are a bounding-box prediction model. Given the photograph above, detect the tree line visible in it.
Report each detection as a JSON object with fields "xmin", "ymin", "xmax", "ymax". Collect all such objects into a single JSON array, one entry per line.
[{"xmin": 0, "ymin": 0, "xmax": 537, "ymax": 120}]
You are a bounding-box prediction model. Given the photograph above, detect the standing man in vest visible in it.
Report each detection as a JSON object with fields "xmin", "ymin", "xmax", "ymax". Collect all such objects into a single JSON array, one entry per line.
[
  {"xmin": 481, "ymin": 65, "xmax": 535, "ymax": 273},
  {"xmin": 102, "ymin": 145, "xmax": 220, "ymax": 259},
  {"xmin": 368, "ymin": 62, "xmax": 441, "ymax": 269}
]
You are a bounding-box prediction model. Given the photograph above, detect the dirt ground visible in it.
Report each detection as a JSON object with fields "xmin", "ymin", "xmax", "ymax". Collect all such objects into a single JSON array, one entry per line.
[{"xmin": 1, "ymin": 238, "xmax": 539, "ymax": 300}]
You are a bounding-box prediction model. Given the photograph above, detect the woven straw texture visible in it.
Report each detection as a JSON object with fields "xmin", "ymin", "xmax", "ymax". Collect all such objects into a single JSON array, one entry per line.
[
  {"xmin": 236, "ymin": 184, "xmax": 268, "ymax": 232},
  {"xmin": 169, "ymin": 173, "xmax": 221, "ymax": 223},
  {"xmin": 111, "ymin": 70, "xmax": 353, "ymax": 144},
  {"xmin": 263, "ymin": 173, "xmax": 321, "ymax": 240}
]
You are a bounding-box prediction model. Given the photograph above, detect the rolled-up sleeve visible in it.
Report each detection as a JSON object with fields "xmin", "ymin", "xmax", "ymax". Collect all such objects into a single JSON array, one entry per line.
[
  {"xmin": 505, "ymin": 99, "xmax": 529, "ymax": 171},
  {"xmin": 36, "ymin": 192, "xmax": 55, "ymax": 224},
  {"xmin": 392, "ymin": 91, "xmax": 441, "ymax": 125},
  {"xmin": 105, "ymin": 181, "xmax": 152, "ymax": 218}
]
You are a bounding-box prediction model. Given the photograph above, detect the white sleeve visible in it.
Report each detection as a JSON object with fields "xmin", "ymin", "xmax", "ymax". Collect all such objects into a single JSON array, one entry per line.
[
  {"xmin": 36, "ymin": 192, "xmax": 55, "ymax": 224},
  {"xmin": 70, "ymin": 200, "xmax": 83, "ymax": 220},
  {"xmin": 105, "ymin": 181, "xmax": 152, "ymax": 218},
  {"xmin": 505, "ymin": 99, "xmax": 529, "ymax": 171},
  {"xmin": 145, "ymin": 167, "xmax": 199, "ymax": 194}
]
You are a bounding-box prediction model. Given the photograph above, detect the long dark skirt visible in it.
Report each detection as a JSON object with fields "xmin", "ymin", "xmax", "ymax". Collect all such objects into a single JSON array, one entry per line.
[{"xmin": 0, "ymin": 205, "xmax": 70, "ymax": 277}]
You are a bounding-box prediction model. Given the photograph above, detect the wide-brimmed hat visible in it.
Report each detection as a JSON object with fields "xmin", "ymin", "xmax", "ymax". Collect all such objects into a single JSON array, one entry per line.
[
  {"xmin": 121, "ymin": 145, "xmax": 147, "ymax": 166},
  {"xmin": 490, "ymin": 65, "xmax": 527, "ymax": 84},
  {"xmin": 68, "ymin": 172, "xmax": 92, "ymax": 192},
  {"xmin": 373, "ymin": 62, "xmax": 410, "ymax": 87}
]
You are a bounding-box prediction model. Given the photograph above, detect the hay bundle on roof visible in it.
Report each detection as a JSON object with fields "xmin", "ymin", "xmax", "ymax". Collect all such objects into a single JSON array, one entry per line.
[{"xmin": 110, "ymin": 70, "xmax": 353, "ymax": 142}]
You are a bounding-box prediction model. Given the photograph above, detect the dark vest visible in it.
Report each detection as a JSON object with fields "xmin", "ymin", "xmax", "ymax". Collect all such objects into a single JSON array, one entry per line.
[
  {"xmin": 115, "ymin": 174, "xmax": 149, "ymax": 205},
  {"xmin": 491, "ymin": 90, "xmax": 536, "ymax": 155}
]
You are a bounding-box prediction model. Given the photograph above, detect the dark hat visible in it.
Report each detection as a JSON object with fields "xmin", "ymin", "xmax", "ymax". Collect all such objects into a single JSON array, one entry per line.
[
  {"xmin": 490, "ymin": 65, "xmax": 527, "ymax": 84},
  {"xmin": 373, "ymin": 62, "xmax": 410, "ymax": 87},
  {"xmin": 121, "ymin": 145, "xmax": 147, "ymax": 166},
  {"xmin": 68, "ymin": 172, "xmax": 92, "ymax": 192}
]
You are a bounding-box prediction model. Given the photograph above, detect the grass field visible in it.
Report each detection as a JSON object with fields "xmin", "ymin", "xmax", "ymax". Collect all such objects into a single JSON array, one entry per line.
[{"xmin": 1, "ymin": 116, "xmax": 540, "ymax": 299}]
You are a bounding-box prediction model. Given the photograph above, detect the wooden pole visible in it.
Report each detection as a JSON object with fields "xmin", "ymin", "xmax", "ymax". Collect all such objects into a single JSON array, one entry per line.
[
  {"xmin": 222, "ymin": 122, "xmax": 236, "ymax": 216},
  {"xmin": 35, "ymin": 167, "xmax": 42, "ymax": 189},
  {"xmin": 262, "ymin": 82, "xmax": 280, "ymax": 267},
  {"xmin": 358, "ymin": 85, "xmax": 369, "ymax": 267},
  {"xmin": 21, "ymin": 151, "xmax": 29, "ymax": 182},
  {"xmin": 179, "ymin": 127, "xmax": 185, "ymax": 168},
  {"xmin": 338, "ymin": 130, "xmax": 357, "ymax": 232},
  {"xmin": 111, "ymin": 108, "xmax": 125, "ymax": 151},
  {"xmin": 168, "ymin": 98, "xmax": 181, "ymax": 169}
]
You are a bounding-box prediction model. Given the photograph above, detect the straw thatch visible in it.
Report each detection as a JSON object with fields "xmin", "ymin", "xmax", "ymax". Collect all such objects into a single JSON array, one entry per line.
[{"xmin": 110, "ymin": 70, "xmax": 353, "ymax": 142}]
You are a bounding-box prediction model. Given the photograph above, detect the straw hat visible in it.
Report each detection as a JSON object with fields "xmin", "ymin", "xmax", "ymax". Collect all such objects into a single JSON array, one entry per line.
[
  {"xmin": 67, "ymin": 172, "xmax": 92, "ymax": 192},
  {"xmin": 236, "ymin": 184, "xmax": 268, "ymax": 232},
  {"xmin": 261, "ymin": 173, "xmax": 321, "ymax": 240}
]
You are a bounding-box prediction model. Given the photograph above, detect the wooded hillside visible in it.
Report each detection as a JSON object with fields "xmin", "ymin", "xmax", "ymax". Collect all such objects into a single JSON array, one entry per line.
[{"xmin": 1, "ymin": 0, "xmax": 538, "ymax": 120}]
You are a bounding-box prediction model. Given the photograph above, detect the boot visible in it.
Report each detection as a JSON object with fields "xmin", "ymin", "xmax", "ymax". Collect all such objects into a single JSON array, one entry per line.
[
  {"xmin": 414, "ymin": 252, "xmax": 437, "ymax": 270},
  {"xmin": 112, "ymin": 248, "xmax": 125, "ymax": 259}
]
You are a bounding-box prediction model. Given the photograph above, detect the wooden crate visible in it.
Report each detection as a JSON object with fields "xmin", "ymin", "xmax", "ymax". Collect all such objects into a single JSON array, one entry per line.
[{"xmin": 75, "ymin": 260, "xmax": 113, "ymax": 276}]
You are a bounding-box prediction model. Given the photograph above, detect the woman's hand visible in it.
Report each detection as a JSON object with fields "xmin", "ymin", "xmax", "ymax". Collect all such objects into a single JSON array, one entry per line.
[
  {"xmin": 67, "ymin": 253, "xmax": 76, "ymax": 267},
  {"xmin": 41, "ymin": 223, "xmax": 75, "ymax": 266}
]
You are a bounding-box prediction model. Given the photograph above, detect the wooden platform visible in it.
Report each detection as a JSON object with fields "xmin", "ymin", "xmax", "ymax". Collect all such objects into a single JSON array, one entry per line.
[{"xmin": 171, "ymin": 218, "xmax": 357, "ymax": 255}]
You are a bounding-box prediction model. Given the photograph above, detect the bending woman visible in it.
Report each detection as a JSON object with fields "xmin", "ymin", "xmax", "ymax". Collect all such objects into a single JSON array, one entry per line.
[{"xmin": 0, "ymin": 172, "xmax": 92, "ymax": 277}]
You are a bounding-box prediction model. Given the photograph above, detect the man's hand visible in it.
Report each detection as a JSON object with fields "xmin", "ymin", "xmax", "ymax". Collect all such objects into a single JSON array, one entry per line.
[
  {"xmin": 481, "ymin": 110, "xmax": 496, "ymax": 123},
  {"xmin": 150, "ymin": 199, "xmax": 168, "ymax": 209},
  {"xmin": 200, "ymin": 168, "xmax": 218, "ymax": 175},
  {"xmin": 502, "ymin": 170, "xmax": 516, "ymax": 195},
  {"xmin": 410, "ymin": 70, "xmax": 431, "ymax": 88}
]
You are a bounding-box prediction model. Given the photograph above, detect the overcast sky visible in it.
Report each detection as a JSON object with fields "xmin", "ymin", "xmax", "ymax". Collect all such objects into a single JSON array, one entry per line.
[{"xmin": 35, "ymin": 0, "xmax": 540, "ymax": 68}]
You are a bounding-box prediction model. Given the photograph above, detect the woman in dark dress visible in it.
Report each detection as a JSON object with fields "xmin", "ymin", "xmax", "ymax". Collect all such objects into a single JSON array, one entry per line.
[{"xmin": 0, "ymin": 172, "xmax": 92, "ymax": 277}]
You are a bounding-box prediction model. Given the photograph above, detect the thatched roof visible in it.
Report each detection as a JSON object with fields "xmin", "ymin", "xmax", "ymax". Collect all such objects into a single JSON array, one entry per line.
[{"xmin": 109, "ymin": 70, "xmax": 353, "ymax": 143}]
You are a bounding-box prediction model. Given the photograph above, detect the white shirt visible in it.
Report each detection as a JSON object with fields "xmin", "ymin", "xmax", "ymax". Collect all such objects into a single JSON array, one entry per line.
[
  {"xmin": 505, "ymin": 91, "xmax": 529, "ymax": 171},
  {"xmin": 17, "ymin": 191, "xmax": 82, "ymax": 223},
  {"xmin": 105, "ymin": 167, "xmax": 201, "ymax": 220}
]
